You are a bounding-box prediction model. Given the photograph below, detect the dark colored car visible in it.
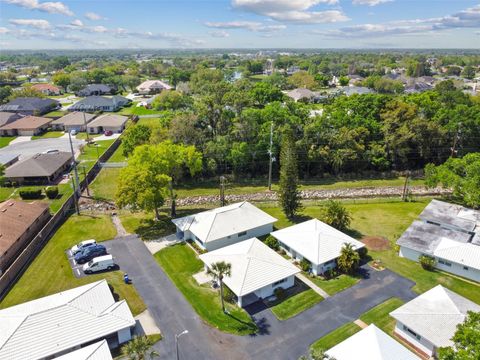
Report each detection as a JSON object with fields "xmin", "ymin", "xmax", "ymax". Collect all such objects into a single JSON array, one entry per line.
[
  {"xmin": 74, "ymin": 244, "xmax": 107, "ymax": 264},
  {"xmin": 104, "ymin": 130, "xmax": 113, "ymax": 136}
]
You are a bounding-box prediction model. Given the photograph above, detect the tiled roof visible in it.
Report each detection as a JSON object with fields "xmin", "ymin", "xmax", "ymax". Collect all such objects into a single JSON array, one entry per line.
[
  {"xmin": 0, "ymin": 115, "xmax": 52, "ymax": 130},
  {"xmin": 5, "ymin": 151, "xmax": 72, "ymax": 178}
]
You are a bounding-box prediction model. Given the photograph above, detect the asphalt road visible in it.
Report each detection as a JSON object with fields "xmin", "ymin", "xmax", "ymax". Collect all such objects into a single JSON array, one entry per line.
[
  {"xmin": 106, "ymin": 236, "xmax": 417, "ymax": 360},
  {"xmin": 0, "ymin": 137, "xmax": 85, "ymax": 160}
]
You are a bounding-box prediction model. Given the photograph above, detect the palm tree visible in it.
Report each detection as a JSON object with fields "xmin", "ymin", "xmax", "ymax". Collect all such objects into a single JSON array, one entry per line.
[
  {"xmin": 337, "ymin": 243, "xmax": 360, "ymax": 274},
  {"xmin": 207, "ymin": 261, "xmax": 232, "ymax": 313},
  {"xmin": 121, "ymin": 336, "xmax": 159, "ymax": 360}
]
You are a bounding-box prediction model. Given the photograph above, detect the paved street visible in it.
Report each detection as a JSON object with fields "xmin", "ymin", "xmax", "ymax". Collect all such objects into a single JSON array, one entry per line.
[
  {"xmin": 106, "ymin": 236, "xmax": 417, "ymax": 360},
  {"xmin": 0, "ymin": 137, "xmax": 85, "ymax": 160}
]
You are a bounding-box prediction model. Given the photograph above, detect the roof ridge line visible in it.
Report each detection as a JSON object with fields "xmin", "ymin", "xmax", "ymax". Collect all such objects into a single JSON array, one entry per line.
[
  {"xmin": 84, "ymin": 340, "xmax": 105, "ymax": 360},
  {"xmin": 238, "ymin": 256, "xmax": 252, "ymax": 294},
  {"xmin": 204, "ymin": 212, "xmax": 218, "ymax": 242},
  {"xmin": 0, "ymin": 315, "xmax": 29, "ymax": 350}
]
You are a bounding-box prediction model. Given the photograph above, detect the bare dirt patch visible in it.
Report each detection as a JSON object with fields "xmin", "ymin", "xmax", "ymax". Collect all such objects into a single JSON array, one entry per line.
[{"xmin": 361, "ymin": 236, "xmax": 391, "ymax": 251}]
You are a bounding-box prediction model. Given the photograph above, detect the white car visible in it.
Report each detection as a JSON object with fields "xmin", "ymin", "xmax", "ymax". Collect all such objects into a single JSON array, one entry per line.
[
  {"xmin": 71, "ymin": 239, "xmax": 97, "ymax": 255},
  {"xmin": 83, "ymin": 255, "xmax": 115, "ymax": 274}
]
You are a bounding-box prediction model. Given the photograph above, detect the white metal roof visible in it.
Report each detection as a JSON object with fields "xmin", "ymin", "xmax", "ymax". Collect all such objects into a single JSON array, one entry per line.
[
  {"xmin": 172, "ymin": 202, "xmax": 277, "ymax": 243},
  {"xmin": 0, "ymin": 280, "xmax": 135, "ymax": 360},
  {"xmin": 390, "ymin": 285, "xmax": 480, "ymax": 348},
  {"xmin": 434, "ymin": 238, "xmax": 480, "ymax": 271},
  {"xmin": 271, "ymin": 219, "xmax": 365, "ymax": 265},
  {"xmin": 326, "ymin": 324, "xmax": 420, "ymax": 360},
  {"xmin": 55, "ymin": 340, "xmax": 112, "ymax": 360},
  {"xmin": 199, "ymin": 238, "xmax": 299, "ymax": 296}
]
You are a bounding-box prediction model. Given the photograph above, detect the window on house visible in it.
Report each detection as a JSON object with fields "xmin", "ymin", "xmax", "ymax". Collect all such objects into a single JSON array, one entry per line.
[
  {"xmin": 438, "ymin": 259, "xmax": 452, "ymax": 267},
  {"xmin": 237, "ymin": 231, "xmax": 247, "ymax": 237},
  {"xmin": 403, "ymin": 325, "xmax": 421, "ymax": 341},
  {"xmin": 463, "ymin": 266, "xmax": 469, "ymax": 271},
  {"xmin": 273, "ymin": 278, "xmax": 287, "ymax": 286}
]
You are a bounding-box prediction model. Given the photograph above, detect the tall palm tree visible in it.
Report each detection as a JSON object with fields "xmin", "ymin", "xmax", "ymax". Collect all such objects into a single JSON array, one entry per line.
[
  {"xmin": 337, "ymin": 243, "xmax": 360, "ymax": 274},
  {"xmin": 207, "ymin": 261, "xmax": 232, "ymax": 313},
  {"xmin": 121, "ymin": 335, "xmax": 159, "ymax": 360}
]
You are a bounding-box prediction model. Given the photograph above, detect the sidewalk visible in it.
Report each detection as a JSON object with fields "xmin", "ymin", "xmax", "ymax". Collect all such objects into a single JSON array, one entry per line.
[{"xmin": 296, "ymin": 273, "xmax": 330, "ymax": 298}]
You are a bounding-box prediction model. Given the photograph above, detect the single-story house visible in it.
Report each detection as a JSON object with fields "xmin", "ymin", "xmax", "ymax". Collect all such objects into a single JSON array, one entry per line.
[
  {"xmin": 86, "ymin": 114, "xmax": 129, "ymax": 134},
  {"xmin": 0, "ymin": 97, "xmax": 60, "ymax": 115},
  {"xmin": 271, "ymin": 219, "xmax": 365, "ymax": 275},
  {"xmin": 0, "ymin": 280, "xmax": 136, "ymax": 360},
  {"xmin": 0, "ymin": 115, "xmax": 53, "ymax": 136},
  {"xmin": 136, "ymin": 79, "xmax": 173, "ymax": 94},
  {"xmin": 0, "ymin": 153, "xmax": 19, "ymax": 168},
  {"xmin": 172, "ymin": 201, "xmax": 277, "ymax": 251},
  {"xmin": 56, "ymin": 340, "xmax": 112, "ymax": 360},
  {"xmin": 0, "ymin": 112, "xmax": 23, "ymax": 128},
  {"xmin": 51, "ymin": 111, "xmax": 97, "ymax": 132},
  {"xmin": 390, "ymin": 285, "xmax": 480, "ymax": 358},
  {"xmin": 199, "ymin": 238, "xmax": 300, "ymax": 307},
  {"xmin": 0, "ymin": 200, "xmax": 50, "ymax": 275},
  {"xmin": 31, "ymin": 83, "xmax": 62, "ymax": 96},
  {"xmin": 326, "ymin": 324, "xmax": 420, "ymax": 360},
  {"xmin": 341, "ymin": 86, "xmax": 375, "ymax": 96},
  {"xmin": 76, "ymin": 84, "xmax": 114, "ymax": 97},
  {"xmin": 284, "ymin": 88, "xmax": 317, "ymax": 102},
  {"xmin": 69, "ymin": 96, "xmax": 131, "ymax": 112},
  {"xmin": 5, "ymin": 151, "xmax": 73, "ymax": 185},
  {"xmin": 397, "ymin": 200, "xmax": 480, "ymax": 282}
]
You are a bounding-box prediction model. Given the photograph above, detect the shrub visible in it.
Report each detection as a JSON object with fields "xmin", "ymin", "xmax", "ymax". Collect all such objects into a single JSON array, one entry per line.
[
  {"xmin": 264, "ymin": 235, "xmax": 279, "ymax": 251},
  {"xmin": 273, "ymin": 287, "xmax": 286, "ymax": 300},
  {"xmin": 222, "ymin": 285, "xmax": 235, "ymax": 303},
  {"xmin": 358, "ymin": 247, "xmax": 368, "ymax": 260},
  {"xmin": 300, "ymin": 258, "xmax": 311, "ymax": 272},
  {"xmin": 321, "ymin": 200, "xmax": 351, "ymax": 231},
  {"xmin": 19, "ymin": 188, "xmax": 42, "ymax": 199},
  {"xmin": 45, "ymin": 186, "xmax": 59, "ymax": 199},
  {"xmin": 419, "ymin": 255, "xmax": 436, "ymax": 271}
]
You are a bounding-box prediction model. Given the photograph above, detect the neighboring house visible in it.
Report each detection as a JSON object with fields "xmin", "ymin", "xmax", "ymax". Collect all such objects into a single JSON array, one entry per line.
[
  {"xmin": 76, "ymin": 84, "xmax": 114, "ymax": 97},
  {"xmin": 51, "ymin": 111, "xmax": 97, "ymax": 132},
  {"xmin": 0, "ymin": 115, "xmax": 53, "ymax": 136},
  {"xmin": 172, "ymin": 201, "xmax": 277, "ymax": 251},
  {"xmin": 56, "ymin": 340, "xmax": 112, "ymax": 360},
  {"xmin": 404, "ymin": 82, "xmax": 433, "ymax": 94},
  {"xmin": 341, "ymin": 86, "xmax": 375, "ymax": 96},
  {"xmin": 199, "ymin": 238, "xmax": 300, "ymax": 307},
  {"xmin": 271, "ymin": 219, "xmax": 365, "ymax": 275},
  {"xmin": 390, "ymin": 285, "xmax": 480, "ymax": 358},
  {"xmin": 0, "ymin": 200, "xmax": 50, "ymax": 275},
  {"xmin": 0, "ymin": 280, "xmax": 136, "ymax": 360},
  {"xmin": 31, "ymin": 83, "xmax": 62, "ymax": 96},
  {"xmin": 5, "ymin": 151, "xmax": 73, "ymax": 184},
  {"xmin": 86, "ymin": 114, "xmax": 129, "ymax": 134},
  {"xmin": 0, "ymin": 112, "xmax": 23, "ymax": 128},
  {"xmin": 69, "ymin": 96, "xmax": 131, "ymax": 112},
  {"xmin": 397, "ymin": 200, "xmax": 480, "ymax": 282},
  {"xmin": 0, "ymin": 97, "xmax": 60, "ymax": 115},
  {"xmin": 0, "ymin": 153, "xmax": 19, "ymax": 168},
  {"xmin": 326, "ymin": 324, "xmax": 420, "ymax": 360},
  {"xmin": 285, "ymin": 88, "xmax": 316, "ymax": 102},
  {"xmin": 136, "ymin": 79, "xmax": 173, "ymax": 94}
]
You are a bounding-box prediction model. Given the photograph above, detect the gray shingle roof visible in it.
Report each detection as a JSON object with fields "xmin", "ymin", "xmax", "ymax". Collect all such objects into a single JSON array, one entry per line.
[
  {"xmin": 419, "ymin": 199, "xmax": 479, "ymax": 232},
  {"xmin": 0, "ymin": 97, "xmax": 59, "ymax": 113},
  {"xmin": 0, "ymin": 112, "xmax": 23, "ymax": 127},
  {"xmin": 87, "ymin": 114, "xmax": 128, "ymax": 128},
  {"xmin": 69, "ymin": 96, "xmax": 130, "ymax": 111},
  {"xmin": 5, "ymin": 151, "xmax": 72, "ymax": 178},
  {"xmin": 51, "ymin": 111, "xmax": 97, "ymax": 126}
]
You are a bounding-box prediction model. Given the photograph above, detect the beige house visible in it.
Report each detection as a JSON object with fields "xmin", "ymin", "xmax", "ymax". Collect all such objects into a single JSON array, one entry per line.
[
  {"xmin": 136, "ymin": 79, "xmax": 172, "ymax": 94},
  {"xmin": 51, "ymin": 111, "xmax": 97, "ymax": 132},
  {"xmin": 0, "ymin": 115, "xmax": 53, "ymax": 136},
  {"xmin": 86, "ymin": 114, "xmax": 129, "ymax": 134}
]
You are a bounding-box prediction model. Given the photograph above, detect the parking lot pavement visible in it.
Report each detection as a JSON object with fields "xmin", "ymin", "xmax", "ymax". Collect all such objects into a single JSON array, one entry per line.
[
  {"xmin": 65, "ymin": 243, "xmax": 116, "ymax": 278},
  {"xmin": 0, "ymin": 137, "xmax": 85, "ymax": 160}
]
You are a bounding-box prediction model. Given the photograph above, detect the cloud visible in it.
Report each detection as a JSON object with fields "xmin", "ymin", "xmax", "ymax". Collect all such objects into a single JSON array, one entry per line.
[
  {"xmin": 84, "ymin": 12, "xmax": 105, "ymax": 21},
  {"xmin": 9, "ymin": 18, "xmax": 51, "ymax": 29},
  {"xmin": 209, "ymin": 30, "xmax": 230, "ymax": 38},
  {"xmin": 3, "ymin": 0, "xmax": 73, "ymax": 16},
  {"xmin": 352, "ymin": 0, "xmax": 392, "ymax": 6},
  {"xmin": 232, "ymin": 0, "xmax": 349, "ymax": 23},
  {"xmin": 91, "ymin": 25, "xmax": 108, "ymax": 33},
  {"xmin": 70, "ymin": 19, "xmax": 83, "ymax": 27},
  {"xmin": 0, "ymin": 27, "xmax": 11, "ymax": 34},
  {"xmin": 205, "ymin": 21, "xmax": 286, "ymax": 32}
]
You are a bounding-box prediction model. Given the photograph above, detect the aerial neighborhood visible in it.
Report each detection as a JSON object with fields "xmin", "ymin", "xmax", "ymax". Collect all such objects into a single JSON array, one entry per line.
[{"xmin": 0, "ymin": 2, "xmax": 480, "ymax": 358}]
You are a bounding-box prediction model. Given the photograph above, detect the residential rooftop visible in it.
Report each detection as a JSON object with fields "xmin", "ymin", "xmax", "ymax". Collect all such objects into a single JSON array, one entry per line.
[
  {"xmin": 51, "ymin": 111, "xmax": 97, "ymax": 126},
  {"xmin": 0, "ymin": 115, "xmax": 52, "ymax": 130},
  {"xmin": 5, "ymin": 151, "xmax": 72, "ymax": 178}
]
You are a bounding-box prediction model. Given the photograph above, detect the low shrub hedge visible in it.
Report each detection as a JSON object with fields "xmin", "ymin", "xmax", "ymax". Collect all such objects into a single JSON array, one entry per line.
[{"xmin": 19, "ymin": 188, "xmax": 43, "ymax": 200}]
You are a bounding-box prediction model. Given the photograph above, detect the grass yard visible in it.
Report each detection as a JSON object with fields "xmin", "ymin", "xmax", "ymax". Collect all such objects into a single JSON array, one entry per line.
[
  {"xmin": 270, "ymin": 289, "xmax": 323, "ymax": 320},
  {"xmin": 307, "ymin": 273, "xmax": 361, "ymax": 296},
  {"xmin": 77, "ymin": 139, "xmax": 115, "ymax": 171},
  {"xmin": 107, "ymin": 142, "xmax": 127, "ymax": 163},
  {"xmin": 0, "ymin": 187, "xmax": 15, "ymax": 201},
  {"xmin": 0, "ymin": 136, "xmax": 16, "ymax": 148},
  {"xmin": 360, "ymin": 297, "xmax": 404, "ymax": 334},
  {"xmin": 31, "ymin": 131, "xmax": 64, "ymax": 140},
  {"xmin": 136, "ymin": 117, "xmax": 163, "ymax": 127},
  {"xmin": 120, "ymin": 211, "xmax": 176, "ymax": 240},
  {"xmin": 0, "ymin": 214, "xmax": 146, "ymax": 316},
  {"xmin": 311, "ymin": 322, "xmax": 361, "ymax": 352},
  {"xmin": 90, "ymin": 168, "xmax": 121, "ymax": 201},
  {"xmin": 154, "ymin": 243, "xmax": 257, "ymax": 335},
  {"xmin": 75, "ymin": 133, "xmax": 100, "ymax": 140},
  {"xmin": 44, "ymin": 110, "xmax": 67, "ymax": 118}
]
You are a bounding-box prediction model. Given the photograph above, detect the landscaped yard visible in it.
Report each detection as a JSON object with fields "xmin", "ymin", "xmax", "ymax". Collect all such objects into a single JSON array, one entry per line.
[
  {"xmin": 270, "ymin": 288, "xmax": 323, "ymax": 320},
  {"xmin": 90, "ymin": 168, "xmax": 120, "ymax": 201},
  {"xmin": 0, "ymin": 136, "xmax": 16, "ymax": 148},
  {"xmin": 154, "ymin": 243, "xmax": 257, "ymax": 335},
  {"xmin": 31, "ymin": 131, "xmax": 64, "ymax": 140},
  {"xmin": 0, "ymin": 183, "xmax": 73, "ymax": 212},
  {"xmin": 307, "ymin": 273, "xmax": 361, "ymax": 296},
  {"xmin": 119, "ymin": 211, "xmax": 177, "ymax": 240},
  {"xmin": 44, "ymin": 110, "xmax": 67, "ymax": 118},
  {"xmin": 311, "ymin": 322, "xmax": 361, "ymax": 352},
  {"xmin": 77, "ymin": 139, "xmax": 115, "ymax": 170},
  {"xmin": 107, "ymin": 142, "xmax": 127, "ymax": 163},
  {"xmin": 0, "ymin": 214, "xmax": 146, "ymax": 316},
  {"xmin": 0, "ymin": 187, "xmax": 15, "ymax": 201}
]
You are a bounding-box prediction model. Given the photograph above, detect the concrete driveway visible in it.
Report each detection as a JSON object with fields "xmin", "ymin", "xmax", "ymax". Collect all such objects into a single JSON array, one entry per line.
[
  {"xmin": 105, "ymin": 236, "xmax": 417, "ymax": 360},
  {"xmin": 0, "ymin": 137, "xmax": 85, "ymax": 160}
]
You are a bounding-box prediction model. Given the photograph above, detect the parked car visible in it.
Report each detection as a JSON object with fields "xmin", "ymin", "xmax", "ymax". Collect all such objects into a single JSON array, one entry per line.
[
  {"xmin": 104, "ymin": 130, "xmax": 113, "ymax": 136},
  {"xmin": 83, "ymin": 255, "xmax": 115, "ymax": 274},
  {"xmin": 70, "ymin": 129, "xmax": 78, "ymax": 135},
  {"xmin": 74, "ymin": 244, "xmax": 107, "ymax": 264},
  {"xmin": 71, "ymin": 239, "xmax": 97, "ymax": 255}
]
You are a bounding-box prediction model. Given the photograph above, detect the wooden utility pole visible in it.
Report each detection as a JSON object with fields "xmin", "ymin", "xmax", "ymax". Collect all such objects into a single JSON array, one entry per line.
[
  {"xmin": 82, "ymin": 166, "xmax": 90, "ymax": 196},
  {"xmin": 268, "ymin": 122, "xmax": 274, "ymax": 190},
  {"xmin": 220, "ymin": 176, "xmax": 226, "ymax": 207},
  {"xmin": 402, "ymin": 171, "xmax": 411, "ymax": 201},
  {"xmin": 169, "ymin": 181, "xmax": 177, "ymax": 218},
  {"xmin": 450, "ymin": 125, "xmax": 461, "ymax": 158}
]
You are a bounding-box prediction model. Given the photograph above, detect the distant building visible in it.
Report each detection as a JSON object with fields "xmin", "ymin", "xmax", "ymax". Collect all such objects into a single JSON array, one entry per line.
[
  {"xmin": 51, "ymin": 111, "xmax": 97, "ymax": 132},
  {"xmin": 69, "ymin": 96, "xmax": 131, "ymax": 112},
  {"xmin": 86, "ymin": 114, "xmax": 129, "ymax": 134},
  {"xmin": 0, "ymin": 115, "xmax": 53, "ymax": 136},
  {"xmin": 76, "ymin": 84, "xmax": 114, "ymax": 97},
  {"xmin": 284, "ymin": 88, "xmax": 316, "ymax": 102},
  {"xmin": 0, "ymin": 200, "xmax": 50, "ymax": 274},
  {"xmin": 136, "ymin": 79, "xmax": 172, "ymax": 94},
  {"xmin": 31, "ymin": 83, "xmax": 62, "ymax": 96},
  {"xmin": 0, "ymin": 112, "xmax": 23, "ymax": 128},
  {"xmin": 0, "ymin": 97, "xmax": 60, "ymax": 116},
  {"xmin": 5, "ymin": 151, "xmax": 73, "ymax": 184},
  {"xmin": 341, "ymin": 86, "xmax": 375, "ymax": 96}
]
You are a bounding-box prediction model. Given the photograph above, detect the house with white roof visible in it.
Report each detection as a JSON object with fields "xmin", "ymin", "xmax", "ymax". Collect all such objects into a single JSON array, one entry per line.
[
  {"xmin": 0, "ymin": 280, "xmax": 135, "ymax": 360},
  {"xmin": 172, "ymin": 202, "xmax": 277, "ymax": 251},
  {"xmin": 136, "ymin": 80, "xmax": 173, "ymax": 94},
  {"xmin": 199, "ymin": 238, "xmax": 300, "ymax": 307},
  {"xmin": 397, "ymin": 200, "xmax": 480, "ymax": 282},
  {"xmin": 390, "ymin": 285, "xmax": 480, "ymax": 357},
  {"xmin": 56, "ymin": 340, "xmax": 112, "ymax": 360},
  {"xmin": 271, "ymin": 219, "xmax": 365, "ymax": 275},
  {"xmin": 326, "ymin": 324, "xmax": 420, "ymax": 360}
]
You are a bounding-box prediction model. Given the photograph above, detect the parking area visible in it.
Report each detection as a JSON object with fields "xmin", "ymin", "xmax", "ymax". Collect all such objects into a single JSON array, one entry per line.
[{"xmin": 65, "ymin": 243, "xmax": 118, "ymax": 278}]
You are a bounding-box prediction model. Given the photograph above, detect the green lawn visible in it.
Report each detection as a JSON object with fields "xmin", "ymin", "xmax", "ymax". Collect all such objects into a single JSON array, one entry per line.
[
  {"xmin": 44, "ymin": 110, "xmax": 67, "ymax": 118},
  {"xmin": 136, "ymin": 117, "xmax": 163, "ymax": 127},
  {"xmin": 0, "ymin": 214, "xmax": 146, "ymax": 316},
  {"xmin": 0, "ymin": 187, "xmax": 15, "ymax": 201},
  {"xmin": 107, "ymin": 142, "xmax": 127, "ymax": 163},
  {"xmin": 307, "ymin": 273, "xmax": 361, "ymax": 296},
  {"xmin": 0, "ymin": 136, "xmax": 16, "ymax": 148},
  {"xmin": 3, "ymin": 183, "xmax": 73, "ymax": 213},
  {"xmin": 360, "ymin": 297, "xmax": 404, "ymax": 334},
  {"xmin": 154, "ymin": 243, "xmax": 257, "ymax": 335},
  {"xmin": 120, "ymin": 211, "xmax": 177, "ymax": 240},
  {"xmin": 77, "ymin": 139, "xmax": 115, "ymax": 171},
  {"xmin": 31, "ymin": 131, "xmax": 64, "ymax": 140},
  {"xmin": 311, "ymin": 322, "xmax": 361, "ymax": 352},
  {"xmin": 90, "ymin": 168, "xmax": 120, "ymax": 201},
  {"xmin": 270, "ymin": 289, "xmax": 323, "ymax": 320},
  {"xmin": 75, "ymin": 133, "xmax": 100, "ymax": 140}
]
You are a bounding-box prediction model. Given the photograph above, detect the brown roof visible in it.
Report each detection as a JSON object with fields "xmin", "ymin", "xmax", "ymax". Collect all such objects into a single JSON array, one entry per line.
[
  {"xmin": 87, "ymin": 114, "xmax": 128, "ymax": 128},
  {"xmin": 5, "ymin": 151, "xmax": 73, "ymax": 178},
  {"xmin": 31, "ymin": 84, "xmax": 60, "ymax": 92},
  {"xmin": 51, "ymin": 112, "xmax": 97, "ymax": 126},
  {"xmin": 0, "ymin": 200, "xmax": 50, "ymax": 257},
  {"xmin": 0, "ymin": 116, "xmax": 52, "ymax": 131}
]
